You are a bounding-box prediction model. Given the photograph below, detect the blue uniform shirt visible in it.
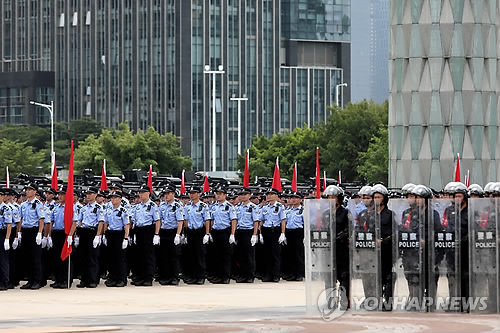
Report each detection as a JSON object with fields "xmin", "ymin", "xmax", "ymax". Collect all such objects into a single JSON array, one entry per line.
[
  {"xmin": 159, "ymin": 200, "xmax": 184, "ymax": 229},
  {"xmin": 212, "ymin": 201, "xmax": 237, "ymax": 230},
  {"xmin": 185, "ymin": 201, "xmax": 211, "ymax": 229},
  {"xmin": 105, "ymin": 205, "xmax": 130, "ymax": 231},
  {"xmin": 237, "ymin": 202, "xmax": 260, "ymax": 230},
  {"xmin": 20, "ymin": 198, "xmax": 45, "ymax": 228},
  {"xmin": 50, "ymin": 203, "xmax": 78, "ymax": 230},
  {"xmin": 44, "ymin": 200, "xmax": 56, "ymax": 224},
  {"xmin": 8, "ymin": 202, "xmax": 21, "ymax": 228},
  {"xmin": 0, "ymin": 202, "xmax": 13, "ymax": 229},
  {"xmin": 132, "ymin": 200, "xmax": 160, "ymax": 227},
  {"xmin": 79, "ymin": 202, "xmax": 104, "ymax": 228},
  {"xmin": 260, "ymin": 202, "xmax": 286, "ymax": 228},
  {"xmin": 286, "ymin": 206, "xmax": 304, "ymax": 229}
]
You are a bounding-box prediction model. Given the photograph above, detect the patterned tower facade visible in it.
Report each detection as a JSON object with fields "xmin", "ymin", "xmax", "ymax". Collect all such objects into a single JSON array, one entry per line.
[{"xmin": 389, "ymin": 0, "xmax": 500, "ymax": 189}]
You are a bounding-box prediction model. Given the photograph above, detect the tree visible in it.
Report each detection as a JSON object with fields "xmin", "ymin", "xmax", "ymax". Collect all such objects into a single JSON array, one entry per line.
[
  {"xmin": 357, "ymin": 127, "xmax": 389, "ymax": 184},
  {"xmin": 74, "ymin": 123, "xmax": 192, "ymax": 174},
  {"xmin": 0, "ymin": 139, "xmax": 47, "ymax": 178},
  {"xmin": 0, "ymin": 124, "xmax": 50, "ymax": 152}
]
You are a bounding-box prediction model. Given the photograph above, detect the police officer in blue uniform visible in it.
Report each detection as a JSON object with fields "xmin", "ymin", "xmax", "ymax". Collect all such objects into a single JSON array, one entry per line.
[
  {"xmin": 19, "ymin": 183, "xmax": 45, "ymax": 289},
  {"xmin": 259, "ymin": 188, "xmax": 287, "ymax": 282},
  {"xmin": 104, "ymin": 191, "xmax": 130, "ymax": 287},
  {"xmin": 283, "ymin": 191, "xmax": 305, "ymax": 281},
  {"xmin": 49, "ymin": 185, "xmax": 77, "ymax": 288},
  {"xmin": 235, "ymin": 187, "xmax": 260, "ymax": 283},
  {"xmin": 76, "ymin": 186, "xmax": 105, "ymax": 288},
  {"xmin": 0, "ymin": 189, "xmax": 13, "ymax": 291},
  {"xmin": 130, "ymin": 184, "xmax": 161, "ymax": 286},
  {"xmin": 158, "ymin": 184, "xmax": 184, "ymax": 285},
  {"xmin": 207, "ymin": 185, "xmax": 238, "ymax": 284},
  {"xmin": 6, "ymin": 189, "xmax": 21, "ymax": 289},
  {"xmin": 184, "ymin": 186, "xmax": 211, "ymax": 284}
]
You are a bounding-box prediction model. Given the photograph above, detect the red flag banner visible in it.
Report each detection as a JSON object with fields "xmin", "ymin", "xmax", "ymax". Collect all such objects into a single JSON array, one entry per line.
[
  {"xmin": 203, "ymin": 174, "xmax": 210, "ymax": 193},
  {"xmin": 323, "ymin": 171, "xmax": 327, "ymax": 191},
  {"xmin": 272, "ymin": 157, "xmax": 282, "ymax": 192},
  {"xmin": 180, "ymin": 169, "xmax": 186, "ymax": 194},
  {"xmin": 454, "ymin": 153, "xmax": 461, "ymax": 182},
  {"xmin": 315, "ymin": 147, "xmax": 320, "ymax": 199},
  {"xmin": 61, "ymin": 141, "xmax": 74, "ymax": 261},
  {"xmin": 243, "ymin": 150, "xmax": 250, "ymax": 187},
  {"xmin": 100, "ymin": 160, "xmax": 108, "ymax": 191},
  {"xmin": 51, "ymin": 155, "xmax": 58, "ymax": 190},
  {"xmin": 338, "ymin": 170, "xmax": 341, "ymax": 185},
  {"xmin": 291, "ymin": 162, "xmax": 297, "ymax": 192},
  {"xmin": 148, "ymin": 165, "xmax": 153, "ymax": 193}
]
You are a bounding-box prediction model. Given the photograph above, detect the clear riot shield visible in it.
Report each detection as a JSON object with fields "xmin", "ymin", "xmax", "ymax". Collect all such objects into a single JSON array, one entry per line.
[
  {"xmin": 349, "ymin": 199, "xmax": 382, "ymax": 311},
  {"xmin": 469, "ymin": 198, "xmax": 498, "ymax": 313},
  {"xmin": 390, "ymin": 198, "xmax": 425, "ymax": 312},
  {"xmin": 428, "ymin": 198, "xmax": 460, "ymax": 312},
  {"xmin": 304, "ymin": 199, "xmax": 336, "ymax": 316}
]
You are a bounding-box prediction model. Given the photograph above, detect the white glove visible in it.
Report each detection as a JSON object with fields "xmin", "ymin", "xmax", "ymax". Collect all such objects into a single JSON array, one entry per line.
[
  {"xmin": 174, "ymin": 234, "xmax": 181, "ymax": 245},
  {"xmin": 133, "ymin": 234, "xmax": 137, "ymax": 244},
  {"xmin": 35, "ymin": 232, "xmax": 42, "ymax": 245},
  {"xmin": 102, "ymin": 235, "xmax": 107, "ymax": 246},
  {"xmin": 92, "ymin": 236, "xmax": 100, "ymax": 248},
  {"xmin": 122, "ymin": 239, "xmax": 128, "ymax": 249},
  {"xmin": 259, "ymin": 234, "xmax": 264, "ymax": 244},
  {"xmin": 17, "ymin": 232, "xmax": 22, "ymax": 245},
  {"xmin": 181, "ymin": 235, "xmax": 188, "ymax": 244},
  {"xmin": 278, "ymin": 233, "xmax": 287, "ymax": 245},
  {"xmin": 67, "ymin": 236, "xmax": 73, "ymax": 247},
  {"xmin": 203, "ymin": 234, "xmax": 210, "ymax": 244},
  {"xmin": 153, "ymin": 235, "xmax": 160, "ymax": 245},
  {"xmin": 12, "ymin": 238, "xmax": 19, "ymax": 250},
  {"xmin": 41, "ymin": 236, "xmax": 48, "ymax": 248},
  {"xmin": 128, "ymin": 236, "xmax": 133, "ymax": 246},
  {"xmin": 4, "ymin": 239, "xmax": 9, "ymax": 251},
  {"xmin": 47, "ymin": 237, "xmax": 53, "ymax": 249},
  {"xmin": 229, "ymin": 234, "xmax": 236, "ymax": 245},
  {"xmin": 73, "ymin": 236, "xmax": 80, "ymax": 248},
  {"xmin": 209, "ymin": 234, "xmax": 213, "ymax": 242},
  {"xmin": 250, "ymin": 235, "xmax": 258, "ymax": 246}
]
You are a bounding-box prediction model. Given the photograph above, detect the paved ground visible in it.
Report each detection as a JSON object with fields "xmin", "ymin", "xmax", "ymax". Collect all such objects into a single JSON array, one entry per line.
[{"xmin": 0, "ymin": 280, "xmax": 499, "ymax": 333}]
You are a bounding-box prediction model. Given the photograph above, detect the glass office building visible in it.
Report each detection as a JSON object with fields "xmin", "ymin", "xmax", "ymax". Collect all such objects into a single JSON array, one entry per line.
[{"xmin": 0, "ymin": 0, "xmax": 350, "ymax": 171}]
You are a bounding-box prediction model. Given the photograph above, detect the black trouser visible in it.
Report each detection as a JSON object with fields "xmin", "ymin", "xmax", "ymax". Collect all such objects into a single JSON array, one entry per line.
[
  {"xmin": 185, "ymin": 228, "xmax": 206, "ymax": 280},
  {"xmin": 106, "ymin": 230, "xmax": 127, "ymax": 284},
  {"xmin": 284, "ymin": 228, "xmax": 304, "ymax": 279},
  {"xmin": 158, "ymin": 228, "xmax": 180, "ymax": 281},
  {"xmin": 8, "ymin": 232, "xmax": 18, "ymax": 286},
  {"xmin": 0, "ymin": 230, "xmax": 8, "ymax": 288},
  {"xmin": 211, "ymin": 228, "xmax": 232, "ymax": 280},
  {"xmin": 78, "ymin": 227, "xmax": 100, "ymax": 285},
  {"xmin": 337, "ymin": 245, "xmax": 350, "ymax": 301},
  {"xmin": 261, "ymin": 227, "xmax": 281, "ymax": 280},
  {"xmin": 134, "ymin": 225, "xmax": 155, "ymax": 283},
  {"xmin": 235, "ymin": 229, "xmax": 256, "ymax": 279},
  {"xmin": 51, "ymin": 230, "xmax": 72, "ymax": 285},
  {"xmin": 127, "ymin": 227, "xmax": 138, "ymax": 278},
  {"xmin": 21, "ymin": 227, "xmax": 43, "ymax": 284}
]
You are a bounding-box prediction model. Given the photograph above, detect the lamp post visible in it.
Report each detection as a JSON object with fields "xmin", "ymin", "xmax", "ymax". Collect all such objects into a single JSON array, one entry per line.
[
  {"xmin": 230, "ymin": 94, "xmax": 248, "ymax": 156},
  {"xmin": 335, "ymin": 83, "xmax": 348, "ymax": 109},
  {"xmin": 204, "ymin": 65, "xmax": 225, "ymax": 172},
  {"xmin": 30, "ymin": 100, "xmax": 54, "ymax": 170}
]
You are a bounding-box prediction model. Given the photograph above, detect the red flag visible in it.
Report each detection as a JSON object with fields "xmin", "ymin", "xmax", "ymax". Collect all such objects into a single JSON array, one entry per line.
[
  {"xmin": 338, "ymin": 170, "xmax": 342, "ymax": 185},
  {"xmin": 465, "ymin": 170, "xmax": 470, "ymax": 187},
  {"xmin": 203, "ymin": 174, "xmax": 210, "ymax": 192},
  {"xmin": 272, "ymin": 157, "xmax": 282, "ymax": 192},
  {"xmin": 6, "ymin": 167, "xmax": 9, "ymax": 189},
  {"xmin": 51, "ymin": 155, "xmax": 58, "ymax": 190},
  {"xmin": 61, "ymin": 141, "xmax": 74, "ymax": 261},
  {"xmin": 147, "ymin": 165, "xmax": 153, "ymax": 193},
  {"xmin": 454, "ymin": 153, "xmax": 461, "ymax": 182},
  {"xmin": 291, "ymin": 162, "xmax": 297, "ymax": 192},
  {"xmin": 180, "ymin": 169, "xmax": 186, "ymax": 194},
  {"xmin": 243, "ymin": 150, "xmax": 250, "ymax": 187},
  {"xmin": 100, "ymin": 160, "xmax": 108, "ymax": 191},
  {"xmin": 315, "ymin": 147, "xmax": 320, "ymax": 199}
]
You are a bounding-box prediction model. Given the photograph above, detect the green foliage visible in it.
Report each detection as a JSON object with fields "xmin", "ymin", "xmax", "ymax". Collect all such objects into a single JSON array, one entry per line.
[
  {"xmin": 357, "ymin": 127, "xmax": 389, "ymax": 184},
  {"xmin": 0, "ymin": 139, "xmax": 46, "ymax": 178},
  {"xmin": 74, "ymin": 123, "xmax": 192, "ymax": 174},
  {"xmin": 0, "ymin": 124, "xmax": 50, "ymax": 151}
]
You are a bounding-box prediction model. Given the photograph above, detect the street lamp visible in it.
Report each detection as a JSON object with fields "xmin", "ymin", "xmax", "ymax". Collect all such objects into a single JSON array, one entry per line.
[
  {"xmin": 203, "ymin": 64, "xmax": 225, "ymax": 172},
  {"xmin": 30, "ymin": 100, "xmax": 54, "ymax": 170},
  {"xmin": 230, "ymin": 94, "xmax": 248, "ymax": 156},
  {"xmin": 335, "ymin": 83, "xmax": 348, "ymax": 109}
]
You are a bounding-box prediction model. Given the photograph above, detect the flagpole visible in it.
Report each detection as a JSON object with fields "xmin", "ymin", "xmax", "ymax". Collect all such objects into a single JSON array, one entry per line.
[{"xmin": 67, "ymin": 253, "xmax": 71, "ymax": 289}]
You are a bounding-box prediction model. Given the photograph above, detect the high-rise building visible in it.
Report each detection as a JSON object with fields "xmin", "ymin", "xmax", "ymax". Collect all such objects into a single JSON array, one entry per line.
[
  {"xmin": 0, "ymin": 0, "xmax": 350, "ymax": 171},
  {"xmin": 351, "ymin": 0, "xmax": 389, "ymax": 104}
]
